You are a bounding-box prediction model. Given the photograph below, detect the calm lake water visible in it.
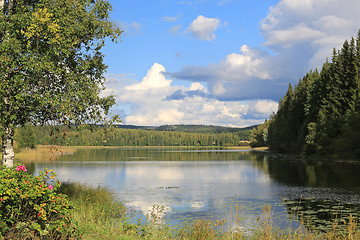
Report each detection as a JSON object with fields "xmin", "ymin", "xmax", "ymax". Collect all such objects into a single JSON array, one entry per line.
[{"xmin": 18, "ymin": 147, "xmax": 360, "ymax": 232}]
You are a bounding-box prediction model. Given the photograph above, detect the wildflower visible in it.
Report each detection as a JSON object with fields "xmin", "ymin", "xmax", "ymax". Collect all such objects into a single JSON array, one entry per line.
[
  {"xmin": 48, "ymin": 185, "xmax": 53, "ymax": 190},
  {"xmin": 16, "ymin": 165, "xmax": 27, "ymax": 172},
  {"xmin": 0, "ymin": 198, "xmax": 3, "ymax": 201}
]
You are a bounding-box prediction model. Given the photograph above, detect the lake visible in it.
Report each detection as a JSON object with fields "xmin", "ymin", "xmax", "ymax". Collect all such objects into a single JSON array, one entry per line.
[{"xmin": 18, "ymin": 147, "xmax": 360, "ymax": 232}]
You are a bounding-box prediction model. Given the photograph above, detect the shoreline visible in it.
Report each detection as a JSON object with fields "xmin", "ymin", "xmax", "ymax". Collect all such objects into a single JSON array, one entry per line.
[{"xmin": 12, "ymin": 145, "xmax": 268, "ymax": 163}]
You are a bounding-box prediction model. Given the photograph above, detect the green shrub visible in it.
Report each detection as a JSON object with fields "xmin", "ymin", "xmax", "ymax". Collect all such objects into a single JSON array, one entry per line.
[{"xmin": 0, "ymin": 164, "xmax": 79, "ymax": 239}]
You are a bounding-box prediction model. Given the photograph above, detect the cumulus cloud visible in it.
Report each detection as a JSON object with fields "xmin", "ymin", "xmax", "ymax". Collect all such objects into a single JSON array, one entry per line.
[
  {"xmin": 105, "ymin": 63, "xmax": 277, "ymax": 127},
  {"xmin": 186, "ymin": 15, "xmax": 220, "ymax": 40},
  {"xmin": 264, "ymin": 23, "xmax": 325, "ymax": 48},
  {"xmin": 169, "ymin": 0, "xmax": 360, "ymax": 103},
  {"xmin": 168, "ymin": 45, "xmax": 285, "ymax": 101},
  {"xmin": 126, "ymin": 63, "xmax": 171, "ymax": 90},
  {"xmin": 261, "ymin": 0, "xmax": 360, "ymax": 65}
]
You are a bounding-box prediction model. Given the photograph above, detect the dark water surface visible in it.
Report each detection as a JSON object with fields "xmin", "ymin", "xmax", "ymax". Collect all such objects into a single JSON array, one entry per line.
[{"xmin": 18, "ymin": 147, "xmax": 360, "ymax": 232}]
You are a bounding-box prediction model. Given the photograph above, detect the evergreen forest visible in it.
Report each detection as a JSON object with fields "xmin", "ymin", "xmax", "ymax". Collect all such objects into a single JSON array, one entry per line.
[
  {"xmin": 250, "ymin": 31, "xmax": 360, "ymax": 158},
  {"xmin": 13, "ymin": 124, "xmax": 252, "ymax": 148}
]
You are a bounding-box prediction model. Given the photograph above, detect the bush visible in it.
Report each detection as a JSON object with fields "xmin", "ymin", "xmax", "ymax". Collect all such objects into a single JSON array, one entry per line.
[{"xmin": 0, "ymin": 164, "xmax": 79, "ymax": 239}]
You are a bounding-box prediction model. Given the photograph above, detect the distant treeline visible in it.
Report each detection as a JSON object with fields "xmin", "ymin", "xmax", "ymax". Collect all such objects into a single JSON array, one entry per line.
[
  {"xmin": 251, "ymin": 31, "xmax": 360, "ymax": 158},
  {"xmin": 16, "ymin": 124, "xmax": 253, "ymax": 147},
  {"xmin": 114, "ymin": 124, "xmax": 254, "ymax": 133}
]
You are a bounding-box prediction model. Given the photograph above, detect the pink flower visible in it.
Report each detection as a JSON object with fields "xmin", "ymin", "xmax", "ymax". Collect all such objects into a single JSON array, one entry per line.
[
  {"xmin": 48, "ymin": 185, "xmax": 53, "ymax": 190},
  {"xmin": 15, "ymin": 165, "xmax": 27, "ymax": 172}
]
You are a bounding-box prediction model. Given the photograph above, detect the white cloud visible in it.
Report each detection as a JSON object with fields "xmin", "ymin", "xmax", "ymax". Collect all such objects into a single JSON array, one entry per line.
[
  {"xmin": 189, "ymin": 82, "xmax": 207, "ymax": 92},
  {"xmin": 106, "ymin": 63, "xmax": 277, "ymax": 127},
  {"xmin": 186, "ymin": 15, "xmax": 220, "ymax": 41},
  {"xmin": 261, "ymin": 0, "xmax": 360, "ymax": 60},
  {"xmin": 264, "ymin": 23, "xmax": 325, "ymax": 48},
  {"xmin": 169, "ymin": 45, "xmax": 279, "ymax": 100},
  {"xmin": 224, "ymin": 45, "xmax": 270, "ymax": 79},
  {"xmin": 126, "ymin": 63, "xmax": 172, "ymax": 90}
]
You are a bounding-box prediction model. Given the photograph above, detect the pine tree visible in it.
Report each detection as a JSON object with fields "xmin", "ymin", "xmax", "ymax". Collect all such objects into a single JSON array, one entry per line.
[{"xmin": 268, "ymin": 31, "xmax": 360, "ymax": 157}]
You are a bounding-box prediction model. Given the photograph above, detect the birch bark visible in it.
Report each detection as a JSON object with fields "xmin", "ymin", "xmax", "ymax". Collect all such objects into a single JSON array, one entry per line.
[
  {"xmin": 1, "ymin": 0, "xmax": 16, "ymax": 167},
  {"xmin": 2, "ymin": 127, "xmax": 14, "ymax": 168}
]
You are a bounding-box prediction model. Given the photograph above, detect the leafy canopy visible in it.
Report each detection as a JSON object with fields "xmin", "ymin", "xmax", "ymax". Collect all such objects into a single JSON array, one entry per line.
[{"xmin": 0, "ymin": 0, "xmax": 122, "ymax": 135}]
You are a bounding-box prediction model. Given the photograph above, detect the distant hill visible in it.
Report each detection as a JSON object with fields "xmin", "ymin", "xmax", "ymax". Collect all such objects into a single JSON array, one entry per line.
[
  {"xmin": 116, "ymin": 124, "xmax": 257, "ymax": 134},
  {"xmin": 114, "ymin": 125, "xmax": 153, "ymax": 130}
]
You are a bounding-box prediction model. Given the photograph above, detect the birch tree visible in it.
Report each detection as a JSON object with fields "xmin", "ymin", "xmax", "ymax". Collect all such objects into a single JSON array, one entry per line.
[{"xmin": 0, "ymin": 0, "xmax": 121, "ymax": 167}]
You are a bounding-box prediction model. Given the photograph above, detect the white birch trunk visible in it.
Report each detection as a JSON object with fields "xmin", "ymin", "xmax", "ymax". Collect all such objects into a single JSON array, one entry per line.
[
  {"xmin": 2, "ymin": 127, "xmax": 14, "ymax": 168},
  {"xmin": 1, "ymin": 1, "xmax": 16, "ymax": 168},
  {"xmin": 0, "ymin": 0, "xmax": 4, "ymax": 13}
]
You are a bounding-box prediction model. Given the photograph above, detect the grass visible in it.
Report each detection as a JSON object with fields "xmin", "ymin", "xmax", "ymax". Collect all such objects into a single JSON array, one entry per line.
[
  {"xmin": 57, "ymin": 182, "xmax": 360, "ymax": 240},
  {"xmin": 58, "ymin": 182, "xmax": 139, "ymax": 240},
  {"xmin": 14, "ymin": 145, "xmax": 78, "ymax": 162}
]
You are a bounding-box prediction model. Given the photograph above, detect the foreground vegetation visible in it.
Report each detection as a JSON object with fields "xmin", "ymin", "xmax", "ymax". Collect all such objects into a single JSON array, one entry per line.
[
  {"xmin": 0, "ymin": 165, "xmax": 79, "ymax": 239},
  {"xmin": 251, "ymin": 31, "xmax": 360, "ymax": 158},
  {"xmin": 2, "ymin": 164, "xmax": 359, "ymax": 239},
  {"xmin": 45, "ymin": 182, "xmax": 360, "ymax": 240}
]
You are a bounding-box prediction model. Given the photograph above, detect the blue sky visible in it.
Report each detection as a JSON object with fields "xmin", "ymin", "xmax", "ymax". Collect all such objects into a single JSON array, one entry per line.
[{"xmin": 100, "ymin": 0, "xmax": 360, "ymax": 127}]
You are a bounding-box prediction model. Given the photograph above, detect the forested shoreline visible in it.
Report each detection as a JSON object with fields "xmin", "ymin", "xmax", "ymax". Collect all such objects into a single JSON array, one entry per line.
[
  {"xmin": 251, "ymin": 31, "xmax": 360, "ymax": 158},
  {"xmin": 14, "ymin": 124, "xmax": 252, "ymax": 148}
]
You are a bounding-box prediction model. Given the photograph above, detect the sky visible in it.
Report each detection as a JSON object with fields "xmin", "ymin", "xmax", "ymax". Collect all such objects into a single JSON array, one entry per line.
[{"xmin": 100, "ymin": 0, "xmax": 360, "ymax": 127}]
